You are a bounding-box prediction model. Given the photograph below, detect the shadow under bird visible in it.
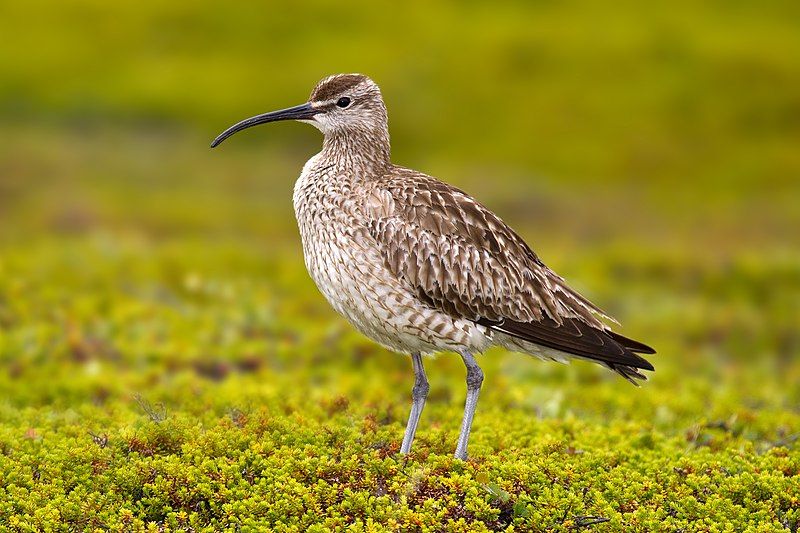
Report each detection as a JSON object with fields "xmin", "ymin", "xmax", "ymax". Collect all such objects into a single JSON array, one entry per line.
[{"xmin": 211, "ymin": 74, "xmax": 655, "ymax": 460}]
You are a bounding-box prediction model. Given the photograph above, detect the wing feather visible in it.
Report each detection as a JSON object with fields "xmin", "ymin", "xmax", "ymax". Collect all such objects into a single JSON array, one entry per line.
[{"xmin": 368, "ymin": 167, "xmax": 655, "ymax": 377}]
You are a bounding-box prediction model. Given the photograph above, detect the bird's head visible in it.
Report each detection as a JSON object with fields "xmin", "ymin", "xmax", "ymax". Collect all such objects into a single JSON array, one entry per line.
[{"xmin": 211, "ymin": 73, "xmax": 387, "ymax": 148}]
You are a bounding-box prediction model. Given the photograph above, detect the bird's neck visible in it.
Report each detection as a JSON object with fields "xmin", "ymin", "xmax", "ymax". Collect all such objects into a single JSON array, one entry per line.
[{"xmin": 320, "ymin": 125, "xmax": 391, "ymax": 175}]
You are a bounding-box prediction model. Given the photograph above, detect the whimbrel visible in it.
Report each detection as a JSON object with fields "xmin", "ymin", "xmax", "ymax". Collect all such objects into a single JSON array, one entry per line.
[{"xmin": 211, "ymin": 74, "xmax": 655, "ymax": 460}]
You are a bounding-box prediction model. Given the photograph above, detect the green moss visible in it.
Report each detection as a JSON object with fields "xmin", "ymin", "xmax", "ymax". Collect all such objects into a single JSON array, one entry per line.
[{"xmin": 0, "ymin": 239, "xmax": 798, "ymax": 530}]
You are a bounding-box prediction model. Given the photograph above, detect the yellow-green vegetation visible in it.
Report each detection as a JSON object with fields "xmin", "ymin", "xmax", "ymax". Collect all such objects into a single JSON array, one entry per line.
[{"xmin": 1, "ymin": 1, "xmax": 799, "ymax": 531}]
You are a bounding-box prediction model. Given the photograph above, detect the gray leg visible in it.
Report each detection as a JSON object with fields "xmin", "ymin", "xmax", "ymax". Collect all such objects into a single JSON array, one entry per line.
[
  {"xmin": 454, "ymin": 350, "xmax": 484, "ymax": 460},
  {"xmin": 400, "ymin": 353, "xmax": 429, "ymax": 454}
]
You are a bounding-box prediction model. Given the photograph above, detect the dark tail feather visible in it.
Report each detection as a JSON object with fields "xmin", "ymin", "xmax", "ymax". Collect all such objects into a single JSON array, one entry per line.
[
  {"xmin": 607, "ymin": 363, "xmax": 649, "ymax": 385},
  {"xmin": 604, "ymin": 331, "xmax": 656, "ymax": 385},
  {"xmin": 477, "ymin": 316, "xmax": 656, "ymax": 385},
  {"xmin": 608, "ymin": 330, "xmax": 656, "ymax": 354}
]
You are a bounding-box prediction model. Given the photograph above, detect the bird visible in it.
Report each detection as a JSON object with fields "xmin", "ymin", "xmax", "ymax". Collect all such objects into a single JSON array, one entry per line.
[{"xmin": 211, "ymin": 73, "xmax": 655, "ymax": 460}]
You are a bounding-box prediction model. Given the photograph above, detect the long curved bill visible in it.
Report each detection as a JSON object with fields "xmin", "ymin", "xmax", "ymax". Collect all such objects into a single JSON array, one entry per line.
[{"xmin": 210, "ymin": 103, "xmax": 319, "ymax": 148}]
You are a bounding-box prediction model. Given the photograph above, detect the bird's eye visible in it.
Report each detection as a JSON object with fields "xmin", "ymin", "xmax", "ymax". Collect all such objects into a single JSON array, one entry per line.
[{"xmin": 336, "ymin": 97, "xmax": 351, "ymax": 108}]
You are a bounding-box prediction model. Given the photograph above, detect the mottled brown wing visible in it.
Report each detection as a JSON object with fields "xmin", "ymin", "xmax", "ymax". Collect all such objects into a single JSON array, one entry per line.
[
  {"xmin": 368, "ymin": 167, "xmax": 654, "ymax": 378},
  {"xmin": 370, "ymin": 168, "xmax": 608, "ymax": 327}
]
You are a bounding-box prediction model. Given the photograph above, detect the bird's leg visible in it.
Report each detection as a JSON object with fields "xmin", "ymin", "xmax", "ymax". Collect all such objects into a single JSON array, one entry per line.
[
  {"xmin": 400, "ymin": 352, "xmax": 429, "ymax": 454},
  {"xmin": 454, "ymin": 350, "xmax": 484, "ymax": 460}
]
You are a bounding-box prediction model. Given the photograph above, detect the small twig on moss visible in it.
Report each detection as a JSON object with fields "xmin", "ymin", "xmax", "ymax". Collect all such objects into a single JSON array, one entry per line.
[
  {"xmin": 133, "ymin": 393, "xmax": 167, "ymax": 423},
  {"xmin": 571, "ymin": 516, "xmax": 611, "ymax": 529}
]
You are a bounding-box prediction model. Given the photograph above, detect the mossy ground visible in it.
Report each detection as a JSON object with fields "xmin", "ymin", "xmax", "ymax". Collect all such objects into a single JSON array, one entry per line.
[
  {"xmin": 2, "ymin": 1, "xmax": 800, "ymax": 530},
  {"xmin": 1, "ymin": 233, "xmax": 798, "ymax": 531}
]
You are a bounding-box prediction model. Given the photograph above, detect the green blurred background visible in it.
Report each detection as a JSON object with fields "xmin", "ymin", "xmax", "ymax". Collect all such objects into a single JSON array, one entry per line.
[
  {"xmin": 1, "ymin": 0, "xmax": 799, "ymax": 528},
  {"xmin": 2, "ymin": 0, "xmax": 798, "ymax": 365},
  {"xmin": 3, "ymin": 0, "xmax": 799, "ymax": 247}
]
